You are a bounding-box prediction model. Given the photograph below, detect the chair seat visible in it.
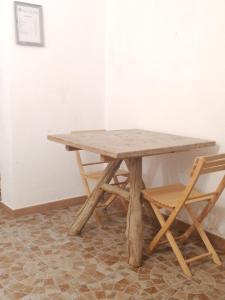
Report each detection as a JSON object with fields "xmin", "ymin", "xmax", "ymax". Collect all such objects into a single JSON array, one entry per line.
[
  {"xmin": 142, "ymin": 183, "xmax": 202, "ymax": 208},
  {"xmin": 85, "ymin": 169, "xmax": 129, "ymax": 180}
]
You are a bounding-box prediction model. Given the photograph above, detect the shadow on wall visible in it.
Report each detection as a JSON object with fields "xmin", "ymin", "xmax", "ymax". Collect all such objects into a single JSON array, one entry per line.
[{"xmin": 142, "ymin": 146, "xmax": 219, "ymax": 187}]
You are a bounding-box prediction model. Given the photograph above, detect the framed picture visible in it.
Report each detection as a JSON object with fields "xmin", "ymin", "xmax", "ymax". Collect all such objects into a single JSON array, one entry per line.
[{"xmin": 14, "ymin": 1, "xmax": 44, "ymax": 47}]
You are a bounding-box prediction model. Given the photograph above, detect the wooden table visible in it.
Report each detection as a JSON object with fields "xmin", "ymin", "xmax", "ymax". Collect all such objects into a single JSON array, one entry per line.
[{"xmin": 48, "ymin": 129, "xmax": 215, "ymax": 267}]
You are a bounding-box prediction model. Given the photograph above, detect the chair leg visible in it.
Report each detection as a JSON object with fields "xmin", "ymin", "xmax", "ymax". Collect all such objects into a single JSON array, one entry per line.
[
  {"xmin": 149, "ymin": 204, "xmax": 192, "ymax": 277},
  {"xmin": 148, "ymin": 204, "xmax": 178, "ymax": 254},
  {"xmin": 69, "ymin": 159, "xmax": 122, "ymax": 235},
  {"xmin": 182, "ymin": 201, "xmax": 214, "ymax": 240},
  {"xmin": 81, "ymin": 176, "xmax": 102, "ymax": 225},
  {"xmin": 94, "ymin": 210, "xmax": 102, "ymax": 225},
  {"xmin": 75, "ymin": 151, "xmax": 102, "ymax": 225},
  {"xmin": 186, "ymin": 206, "xmax": 222, "ymax": 266},
  {"xmin": 166, "ymin": 231, "xmax": 192, "ymax": 277}
]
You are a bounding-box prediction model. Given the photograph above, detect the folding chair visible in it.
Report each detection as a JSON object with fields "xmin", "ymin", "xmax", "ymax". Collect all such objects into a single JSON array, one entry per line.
[
  {"xmin": 75, "ymin": 150, "xmax": 129, "ymax": 224},
  {"xmin": 142, "ymin": 153, "xmax": 225, "ymax": 277}
]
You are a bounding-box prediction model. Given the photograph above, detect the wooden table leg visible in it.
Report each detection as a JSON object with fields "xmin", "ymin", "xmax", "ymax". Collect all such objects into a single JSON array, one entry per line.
[
  {"xmin": 125, "ymin": 159, "xmax": 158, "ymax": 227},
  {"xmin": 69, "ymin": 159, "xmax": 122, "ymax": 235},
  {"xmin": 126, "ymin": 157, "xmax": 143, "ymax": 267}
]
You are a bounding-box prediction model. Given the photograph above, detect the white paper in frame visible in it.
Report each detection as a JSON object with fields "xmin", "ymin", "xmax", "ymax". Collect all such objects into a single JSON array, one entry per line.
[{"xmin": 14, "ymin": 1, "xmax": 44, "ymax": 47}]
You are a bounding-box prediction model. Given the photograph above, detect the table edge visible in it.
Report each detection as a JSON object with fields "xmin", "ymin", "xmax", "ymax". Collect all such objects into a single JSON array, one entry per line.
[{"xmin": 48, "ymin": 135, "xmax": 216, "ymax": 159}]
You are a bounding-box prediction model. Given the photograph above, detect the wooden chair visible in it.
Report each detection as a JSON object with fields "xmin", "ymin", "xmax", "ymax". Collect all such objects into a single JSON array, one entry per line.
[
  {"xmin": 142, "ymin": 153, "xmax": 225, "ymax": 277},
  {"xmin": 75, "ymin": 150, "xmax": 129, "ymax": 224}
]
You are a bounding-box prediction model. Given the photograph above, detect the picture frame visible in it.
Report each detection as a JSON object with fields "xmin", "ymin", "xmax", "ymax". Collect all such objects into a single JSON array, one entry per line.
[{"xmin": 14, "ymin": 1, "xmax": 44, "ymax": 47}]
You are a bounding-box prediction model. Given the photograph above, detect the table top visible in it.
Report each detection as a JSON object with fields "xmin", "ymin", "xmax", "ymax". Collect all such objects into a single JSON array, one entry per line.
[{"xmin": 48, "ymin": 129, "xmax": 215, "ymax": 159}]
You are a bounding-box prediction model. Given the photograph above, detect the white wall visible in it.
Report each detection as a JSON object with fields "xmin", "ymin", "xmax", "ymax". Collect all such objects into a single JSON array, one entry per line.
[
  {"xmin": 0, "ymin": 0, "xmax": 14, "ymax": 205},
  {"xmin": 1, "ymin": 0, "xmax": 225, "ymax": 238},
  {"xmin": 1, "ymin": 0, "xmax": 105, "ymax": 208},
  {"xmin": 105, "ymin": 0, "xmax": 225, "ymax": 237}
]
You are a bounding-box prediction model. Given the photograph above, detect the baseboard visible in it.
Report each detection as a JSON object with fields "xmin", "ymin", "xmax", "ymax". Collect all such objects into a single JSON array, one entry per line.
[
  {"xmin": 0, "ymin": 195, "xmax": 86, "ymax": 217},
  {"xmin": 0, "ymin": 201, "xmax": 14, "ymax": 215}
]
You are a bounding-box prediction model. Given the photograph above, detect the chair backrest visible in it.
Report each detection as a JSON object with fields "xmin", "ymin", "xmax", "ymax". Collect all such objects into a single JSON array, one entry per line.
[
  {"xmin": 199, "ymin": 153, "xmax": 225, "ymax": 175},
  {"xmin": 71, "ymin": 129, "xmax": 112, "ymax": 168},
  {"xmin": 75, "ymin": 150, "xmax": 106, "ymax": 171},
  {"xmin": 177, "ymin": 153, "xmax": 225, "ymax": 211},
  {"xmin": 75, "ymin": 150, "xmax": 108, "ymax": 196}
]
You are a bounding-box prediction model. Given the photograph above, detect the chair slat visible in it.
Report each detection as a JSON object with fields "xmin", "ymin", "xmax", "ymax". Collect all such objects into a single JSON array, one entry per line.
[
  {"xmin": 201, "ymin": 165, "xmax": 225, "ymax": 174},
  {"xmin": 185, "ymin": 252, "xmax": 211, "ymax": 264},
  {"xmin": 82, "ymin": 161, "xmax": 106, "ymax": 166},
  {"xmin": 186, "ymin": 195, "xmax": 215, "ymax": 204},
  {"xmin": 203, "ymin": 153, "xmax": 225, "ymax": 161},
  {"xmin": 187, "ymin": 192, "xmax": 217, "ymax": 201},
  {"xmin": 204, "ymin": 158, "xmax": 225, "ymax": 168}
]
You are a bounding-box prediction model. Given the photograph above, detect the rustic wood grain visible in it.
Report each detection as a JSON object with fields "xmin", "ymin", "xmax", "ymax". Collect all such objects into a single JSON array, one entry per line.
[
  {"xmin": 101, "ymin": 183, "xmax": 129, "ymax": 200},
  {"xmin": 126, "ymin": 157, "xmax": 143, "ymax": 267},
  {"xmin": 69, "ymin": 159, "xmax": 122, "ymax": 235},
  {"xmin": 48, "ymin": 129, "xmax": 215, "ymax": 159},
  {"xmin": 48, "ymin": 129, "xmax": 216, "ymax": 268}
]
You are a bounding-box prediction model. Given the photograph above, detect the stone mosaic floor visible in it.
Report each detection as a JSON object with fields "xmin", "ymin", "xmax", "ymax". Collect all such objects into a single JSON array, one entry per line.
[{"xmin": 0, "ymin": 204, "xmax": 225, "ymax": 300}]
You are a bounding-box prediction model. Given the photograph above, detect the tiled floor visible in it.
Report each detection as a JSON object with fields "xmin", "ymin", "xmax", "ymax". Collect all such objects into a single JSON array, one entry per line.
[{"xmin": 0, "ymin": 204, "xmax": 225, "ymax": 300}]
